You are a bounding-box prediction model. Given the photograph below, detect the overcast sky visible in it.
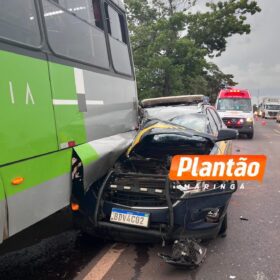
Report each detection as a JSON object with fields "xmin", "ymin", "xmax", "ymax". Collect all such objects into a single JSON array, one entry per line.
[{"xmin": 212, "ymin": 0, "xmax": 280, "ymax": 104}]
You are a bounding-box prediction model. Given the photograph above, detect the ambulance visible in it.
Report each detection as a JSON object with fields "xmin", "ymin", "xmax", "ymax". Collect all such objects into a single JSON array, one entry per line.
[{"xmin": 215, "ymin": 88, "xmax": 254, "ymax": 139}]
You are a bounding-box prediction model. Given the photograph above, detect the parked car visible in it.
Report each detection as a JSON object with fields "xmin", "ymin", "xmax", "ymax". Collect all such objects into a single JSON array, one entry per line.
[
  {"xmin": 276, "ymin": 111, "xmax": 280, "ymax": 123},
  {"xmin": 71, "ymin": 95, "xmax": 238, "ymax": 266}
]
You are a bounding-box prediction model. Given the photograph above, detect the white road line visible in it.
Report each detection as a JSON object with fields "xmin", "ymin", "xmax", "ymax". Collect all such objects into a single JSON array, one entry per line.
[
  {"xmin": 83, "ymin": 243, "xmax": 125, "ymax": 280},
  {"xmin": 273, "ymin": 129, "xmax": 280, "ymax": 135},
  {"xmin": 53, "ymin": 99, "xmax": 78, "ymax": 105}
]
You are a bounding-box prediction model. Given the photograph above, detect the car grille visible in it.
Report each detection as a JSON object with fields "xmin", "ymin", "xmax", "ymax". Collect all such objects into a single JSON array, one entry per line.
[
  {"xmin": 222, "ymin": 117, "xmax": 244, "ymax": 128},
  {"xmin": 268, "ymin": 112, "xmax": 277, "ymax": 116},
  {"xmin": 106, "ymin": 191, "xmax": 168, "ymax": 207},
  {"xmin": 102, "ymin": 174, "xmax": 183, "ymax": 208}
]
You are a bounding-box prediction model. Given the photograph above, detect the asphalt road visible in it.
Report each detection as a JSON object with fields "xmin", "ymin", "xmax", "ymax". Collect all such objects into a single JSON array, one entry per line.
[{"xmin": 0, "ymin": 118, "xmax": 279, "ymax": 280}]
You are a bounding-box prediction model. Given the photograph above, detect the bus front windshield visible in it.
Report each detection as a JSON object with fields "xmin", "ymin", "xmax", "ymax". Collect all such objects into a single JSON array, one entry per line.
[{"xmin": 217, "ymin": 98, "xmax": 252, "ymax": 112}]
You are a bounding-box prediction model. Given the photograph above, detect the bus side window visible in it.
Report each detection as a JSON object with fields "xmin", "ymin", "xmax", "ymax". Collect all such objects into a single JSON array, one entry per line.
[
  {"xmin": 51, "ymin": 0, "xmax": 103, "ymax": 30},
  {"xmin": 104, "ymin": 3, "xmax": 132, "ymax": 76},
  {"xmin": 0, "ymin": 0, "xmax": 41, "ymax": 47},
  {"xmin": 93, "ymin": 0, "xmax": 103, "ymax": 30},
  {"xmin": 42, "ymin": 0, "xmax": 109, "ymax": 69}
]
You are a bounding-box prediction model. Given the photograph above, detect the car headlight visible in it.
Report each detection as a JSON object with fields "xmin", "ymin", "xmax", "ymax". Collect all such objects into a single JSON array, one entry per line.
[{"xmin": 246, "ymin": 117, "xmax": 253, "ymax": 122}]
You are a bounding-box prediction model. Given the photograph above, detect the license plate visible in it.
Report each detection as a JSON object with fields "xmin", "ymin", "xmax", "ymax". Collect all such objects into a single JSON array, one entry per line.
[{"xmin": 110, "ymin": 208, "xmax": 150, "ymax": 228}]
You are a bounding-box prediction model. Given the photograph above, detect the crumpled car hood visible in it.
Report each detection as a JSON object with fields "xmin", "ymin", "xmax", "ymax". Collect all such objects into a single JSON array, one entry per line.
[{"xmin": 126, "ymin": 120, "xmax": 215, "ymax": 158}]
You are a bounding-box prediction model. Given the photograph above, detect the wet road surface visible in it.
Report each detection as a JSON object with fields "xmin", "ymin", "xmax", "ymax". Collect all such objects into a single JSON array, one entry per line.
[{"xmin": 0, "ymin": 119, "xmax": 280, "ymax": 280}]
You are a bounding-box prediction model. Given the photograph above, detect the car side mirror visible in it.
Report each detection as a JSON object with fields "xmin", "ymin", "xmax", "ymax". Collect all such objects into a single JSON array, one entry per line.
[{"xmin": 216, "ymin": 129, "xmax": 238, "ymax": 142}]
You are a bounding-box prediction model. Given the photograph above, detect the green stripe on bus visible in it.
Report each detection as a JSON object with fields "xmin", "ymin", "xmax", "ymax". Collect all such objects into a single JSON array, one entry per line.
[
  {"xmin": 0, "ymin": 50, "xmax": 59, "ymax": 165},
  {"xmin": 0, "ymin": 149, "xmax": 72, "ymax": 198},
  {"xmin": 48, "ymin": 62, "xmax": 87, "ymax": 146},
  {"xmin": 74, "ymin": 143, "xmax": 99, "ymax": 166}
]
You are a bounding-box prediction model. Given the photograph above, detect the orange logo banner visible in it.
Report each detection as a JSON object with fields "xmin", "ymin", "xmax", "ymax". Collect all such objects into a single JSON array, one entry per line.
[{"xmin": 169, "ymin": 155, "xmax": 267, "ymax": 182}]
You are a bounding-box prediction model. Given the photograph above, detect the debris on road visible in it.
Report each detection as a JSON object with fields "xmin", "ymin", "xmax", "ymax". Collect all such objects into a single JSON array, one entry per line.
[
  {"xmin": 158, "ymin": 239, "xmax": 207, "ymax": 268},
  {"xmin": 240, "ymin": 216, "xmax": 249, "ymax": 221}
]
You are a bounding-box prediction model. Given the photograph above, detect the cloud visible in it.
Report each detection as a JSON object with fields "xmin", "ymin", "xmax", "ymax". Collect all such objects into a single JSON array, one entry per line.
[
  {"xmin": 221, "ymin": 63, "xmax": 280, "ymax": 90},
  {"xmin": 213, "ymin": 0, "xmax": 280, "ymax": 99}
]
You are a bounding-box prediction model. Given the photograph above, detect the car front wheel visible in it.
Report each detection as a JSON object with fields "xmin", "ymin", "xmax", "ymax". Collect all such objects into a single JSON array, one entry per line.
[
  {"xmin": 219, "ymin": 214, "xmax": 227, "ymax": 236},
  {"xmin": 247, "ymin": 132, "xmax": 254, "ymax": 139}
]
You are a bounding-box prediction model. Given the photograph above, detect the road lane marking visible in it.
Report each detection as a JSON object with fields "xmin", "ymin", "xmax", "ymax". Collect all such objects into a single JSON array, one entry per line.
[
  {"xmin": 83, "ymin": 243, "xmax": 125, "ymax": 280},
  {"xmin": 273, "ymin": 129, "xmax": 280, "ymax": 135}
]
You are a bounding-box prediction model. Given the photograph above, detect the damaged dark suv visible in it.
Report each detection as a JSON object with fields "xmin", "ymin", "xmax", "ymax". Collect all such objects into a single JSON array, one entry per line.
[{"xmin": 72, "ymin": 95, "xmax": 238, "ymax": 265}]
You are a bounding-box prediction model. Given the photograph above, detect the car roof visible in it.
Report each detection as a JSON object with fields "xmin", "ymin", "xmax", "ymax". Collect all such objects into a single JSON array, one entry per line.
[{"xmin": 141, "ymin": 95, "xmax": 206, "ymax": 108}]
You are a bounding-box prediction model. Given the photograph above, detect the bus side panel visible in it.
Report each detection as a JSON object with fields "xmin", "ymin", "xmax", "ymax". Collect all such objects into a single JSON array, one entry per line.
[
  {"xmin": 83, "ymin": 70, "xmax": 138, "ymax": 141},
  {"xmin": 0, "ymin": 50, "xmax": 59, "ymax": 165},
  {"xmin": 0, "ymin": 174, "xmax": 7, "ymax": 243},
  {"xmin": 74, "ymin": 130, "xmax": 136, "ymax": 191},
  {"xmin": 1, "ymin": 150, "xmax": 72, "ymax": 237},
  {"xmin": 48, "ymin": 62, "xmax": 87, "ymax": 149},
  {"xmin": 48, "ymin": 62, "xmax": 138, "ymax": 145}
]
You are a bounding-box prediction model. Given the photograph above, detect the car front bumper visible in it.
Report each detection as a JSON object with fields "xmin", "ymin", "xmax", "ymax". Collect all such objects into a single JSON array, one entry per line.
[
  {"xmin": 236, "ymin": 123, "xmax": 254, "ymax": 134},
  {"xmin": 225, "ymin": 123, "xmax": 254, "ymax": 134},
  {"xmin": 73, "ymin": 171, "xmax": 235, "ymax": 242}
]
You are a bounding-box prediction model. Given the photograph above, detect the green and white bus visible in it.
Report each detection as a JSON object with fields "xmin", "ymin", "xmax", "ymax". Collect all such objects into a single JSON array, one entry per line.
[{"xmin": 0, "ymin": 0, "xmax": 138, "ymax": 244}]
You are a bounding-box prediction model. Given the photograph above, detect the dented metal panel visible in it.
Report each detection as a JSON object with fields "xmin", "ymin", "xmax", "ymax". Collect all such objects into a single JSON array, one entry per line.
[
  {"xmin": 126, "ymin": 120, "xmax": 215, "ymax": 158},
  {"xmin": 74, "ymin": 131, "xmax": 136, "ymax": 191}
]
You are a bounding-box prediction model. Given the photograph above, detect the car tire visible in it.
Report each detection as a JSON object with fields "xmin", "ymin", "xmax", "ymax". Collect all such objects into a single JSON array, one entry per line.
[
  {"xmin": 219, "ymin": 214, "xmax": 227, "ymax": 236},
  {"xmin": 247, "ymin": 132, "xmax": 254, "ymax": 139}
]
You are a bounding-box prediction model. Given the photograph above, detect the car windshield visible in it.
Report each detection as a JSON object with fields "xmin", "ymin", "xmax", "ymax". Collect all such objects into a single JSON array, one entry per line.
[
  {"xmin": 144, "ymin": 106, "xmax": 207, "ymax": 133},
  {"xmin": 265, "ymin": 105, "xmax": 280, "ymax": 110},
  {"xmin": 169, "ymin": 113, "xmax": 206, "ymax": 133},
  {"xmin": 144, "ymin": 105, "xmax": 198, "ymax": 121},
  {"xmin": 217, "ymin": 98, "xmax": 252, "ymax": 112}
]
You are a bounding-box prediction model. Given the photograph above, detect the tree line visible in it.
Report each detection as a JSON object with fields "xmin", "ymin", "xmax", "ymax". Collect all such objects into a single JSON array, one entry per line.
[{"xmin": 124, "ymin": 0, "xmax": 261, "ymax": 102}]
